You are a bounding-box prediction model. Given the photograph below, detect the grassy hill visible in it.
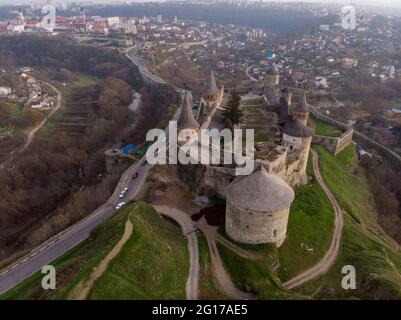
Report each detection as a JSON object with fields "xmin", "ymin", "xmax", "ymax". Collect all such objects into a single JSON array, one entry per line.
[
  {"xmin": 1, "ymin": 202, "xmax": 190, "ymax": 300},
  {"xmin": 218, "ymin": 143, "xmax": 401, "ymax": 299},
  {"xmin": 298, "ymin": 145, "xmax": 401, "ymax": 299},
  {"xmin": 86, "ymin": 202, "xmax": 189, "ymax": 300}
]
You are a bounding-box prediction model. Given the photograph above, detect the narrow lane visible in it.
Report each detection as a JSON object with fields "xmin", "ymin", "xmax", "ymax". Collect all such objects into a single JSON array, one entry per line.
[{"xmin": 283, "ymin": 149, "xmax": 344, "ymax": 289}]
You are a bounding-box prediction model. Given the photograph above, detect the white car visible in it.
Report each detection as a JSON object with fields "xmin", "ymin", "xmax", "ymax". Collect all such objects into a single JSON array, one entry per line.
[
  {"xmin": 123, "ymin": 187, "xmax": 129, "ymax": 192},
  {"xmin": 119, "ymin": 193, "xmax": 125, "ymax": 199},
  {"xmin": 115, "ymin": 202, "xmax": 126, "ymax": 210}
]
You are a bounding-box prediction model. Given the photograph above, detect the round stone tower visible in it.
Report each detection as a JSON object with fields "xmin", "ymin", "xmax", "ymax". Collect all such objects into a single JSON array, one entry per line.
[
  {"xmin": 292, "ymin": 92, "xmax": 310, "ymax": 126},
  {"xmin": 225, "ymin": 166, "xmax": 295, "ymax": 247},
  {"xmin": 264, "ymin": 65, "xmax": 280, "ymax": 88},
  {"xmin": 282, "ymin": 117, "xmax": 315, "ymax": 184}
]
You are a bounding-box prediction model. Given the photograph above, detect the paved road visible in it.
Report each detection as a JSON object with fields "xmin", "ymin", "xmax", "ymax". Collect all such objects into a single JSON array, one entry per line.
[
  {"xmin": 125, "ymin": 48, "xmax": 168, "ymax": 85},
  {"xmin": 283, "ymin": 149, "xmax": 344, "ymax": 289},
  {"xmin": 0, "ymin": 160, "xmax": 150, "ymax": 294},
  {"xmin": 153, "ymin": 205, "xmax": 199, "ymax": 300}
]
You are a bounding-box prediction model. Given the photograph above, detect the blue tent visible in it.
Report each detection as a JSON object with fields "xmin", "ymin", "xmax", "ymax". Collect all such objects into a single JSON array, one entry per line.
[{"xmin": 121, "ymin": 144, "xmax": 136, "ymax": 155}]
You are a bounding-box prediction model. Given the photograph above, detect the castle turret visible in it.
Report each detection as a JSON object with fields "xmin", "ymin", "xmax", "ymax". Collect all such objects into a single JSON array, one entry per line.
[
  {"xmin": 278, "ymin": 97, "xmax": 290, "ymax": 126},
  {"xmin": 225, "ymin": 166, "xmax": 295, "ymax": 247},
  {"xmin": 178, "ymin": 92, "xmax": 199, "ymax": 130},
  {"xmin": 177, "ymin": 92, "xmax": 199, "ymax": 143},
  {"xmin": 263, "ymin": 65, "xmax": 281, "ymax": 107},
  {"xmin": 202, "ymin": 71, "xmax": 220, "ymax": 102},
  {"xmin": 281, "ymin": 88, "xmax": 292, "ymax": 107},
  {"xmin": 292, "ymin": 92, "xmax": 310, "ymax": 126},
  {"xmin": 282, "ymin": 117, "xmax": 314, "ymax": 185},
  {"xmin": 200, "ymin": 70, "xmax": 224, "ymax": 126},
  {"xmin": 265, "ymin": 65, "xmax": 280, "ymax": 88},
  {"xmin": 282, "ymin": 117, "xmax": 314, "ymax": 153}
]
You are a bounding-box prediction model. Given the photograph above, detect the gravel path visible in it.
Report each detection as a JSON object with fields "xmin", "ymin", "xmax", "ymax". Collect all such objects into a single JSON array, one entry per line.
[{"xmin": 283, "ymin": 149, "xmax": 344, "ymax": 289}]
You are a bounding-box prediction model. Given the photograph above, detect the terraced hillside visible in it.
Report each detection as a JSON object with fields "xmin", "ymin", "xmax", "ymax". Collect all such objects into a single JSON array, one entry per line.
[{"xmin": 54, "ymin": 85, "xmax": 101, "ymax": 136}]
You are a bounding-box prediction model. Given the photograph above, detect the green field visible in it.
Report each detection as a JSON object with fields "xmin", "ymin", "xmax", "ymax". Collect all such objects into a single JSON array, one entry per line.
[{"xmin": 308, "ymin": 115, "xmax": 342, "ymax": 138}]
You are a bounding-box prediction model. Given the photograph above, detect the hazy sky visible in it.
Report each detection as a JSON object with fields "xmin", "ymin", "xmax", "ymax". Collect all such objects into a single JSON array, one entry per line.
[{"xmin": 0, "ymin": 0, "xmax": 401, "ymax": 8}]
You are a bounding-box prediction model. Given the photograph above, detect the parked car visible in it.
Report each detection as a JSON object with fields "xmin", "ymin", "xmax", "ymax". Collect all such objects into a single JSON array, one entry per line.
[
  {"xmin": 132, "ymin": 172, "xmax": 138, "ymax": 179},
  {"xmin": 115, "ymin": 202, "xmax": 126, "ymax": 210}
]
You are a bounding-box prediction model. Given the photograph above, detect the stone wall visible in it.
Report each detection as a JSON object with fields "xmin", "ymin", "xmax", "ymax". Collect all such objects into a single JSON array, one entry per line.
[
  {"xmin": 313, "ymin": 128, "xmax": 353, "ymax": 156},
  {"xmin": 225, "ymin": 199, "xmax": 290, "ymax": 247}
]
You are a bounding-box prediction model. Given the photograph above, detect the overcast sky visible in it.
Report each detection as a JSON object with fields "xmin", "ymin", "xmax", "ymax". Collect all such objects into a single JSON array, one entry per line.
[{"xmin": 0, "ymin": 0, "xmax": 401, "ymax": 8}]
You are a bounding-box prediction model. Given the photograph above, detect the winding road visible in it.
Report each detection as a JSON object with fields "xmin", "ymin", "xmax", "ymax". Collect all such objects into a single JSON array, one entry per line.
[{"xmin": 283, "ymin": 149, "xmax": 344, "ymax": 289}]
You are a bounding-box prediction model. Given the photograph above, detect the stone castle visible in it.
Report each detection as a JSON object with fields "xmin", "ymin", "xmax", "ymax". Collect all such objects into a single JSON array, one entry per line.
[{"xmin": 175, "ymin": 68, "xmax": 316, "ymax": 247}]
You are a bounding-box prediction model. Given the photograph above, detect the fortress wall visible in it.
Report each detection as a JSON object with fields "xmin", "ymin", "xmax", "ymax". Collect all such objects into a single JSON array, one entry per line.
[
  {"xmin": 313, "ymin": 128, "xmax": 353, "ymax": 156},
  {"xmin": 335, "ymin": 128, "xmax": 354, "ymax": 155},
  {"xmin": 225, "ymin": 200, "xmax": 290, "ymax": 247},
  {"xmin": 204, "ymin": 166, "xmax": 235, "ymax": 197}
]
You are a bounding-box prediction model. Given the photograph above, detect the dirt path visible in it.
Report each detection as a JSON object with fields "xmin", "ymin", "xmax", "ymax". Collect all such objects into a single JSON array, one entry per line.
[
  {"xmin": 0, "ymin": 81, "xmax": 62, "ymax": 169},
  {"xmin": 69, "ymin": 212, "xmax": 134, "ymax": 300},
  {"xmin": 194, "ymin": 217, "xmax": 256, "ymax": 300},
  {"xmin": 214, "ymin": 232, "xmax": 263, "ymax": 261},
  {"xmin": 204, "ymin": 232, "xmax": 257, "ymax": 300},
  {"xmin": 283, "ymin": 149, "xmax": 344, "ymax": 289},
  {"xmin": 153, "ymin": 205, "xmax": 199, "ymax": 300}
]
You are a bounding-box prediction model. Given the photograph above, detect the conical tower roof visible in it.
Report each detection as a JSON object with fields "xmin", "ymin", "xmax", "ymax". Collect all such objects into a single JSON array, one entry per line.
[
  {"xmin": 267, "ymin": 65, "xmax": 279, "ymax": 76},
  {"xmin": 204, "ymin": 70, "xmax": 219, "ymax": 96},
  {"xmin": 294, "ymin": 91, "xmax": 309, "ymax": 113},
  {"xmin": 226, "ymin": 166, "xmax": 295, "ymax": 213},
  {"xmin": 282, "ymin": 117, "xmax": 314, "ymax": 138},
  {"xmin": 177, "ymin": 92, "xmax": 199, "ymax": 130}
]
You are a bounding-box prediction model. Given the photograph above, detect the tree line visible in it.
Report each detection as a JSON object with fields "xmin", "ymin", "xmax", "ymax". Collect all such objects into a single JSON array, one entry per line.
[{"xmin": 0, "ymin": 35, "xmax": 176, "ymax": 266}]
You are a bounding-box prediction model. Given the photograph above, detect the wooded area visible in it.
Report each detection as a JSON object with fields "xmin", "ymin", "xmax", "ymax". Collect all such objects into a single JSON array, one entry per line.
[{"xmin": 0, "ymin": 35, "xmax": 176, "ymax": 266}]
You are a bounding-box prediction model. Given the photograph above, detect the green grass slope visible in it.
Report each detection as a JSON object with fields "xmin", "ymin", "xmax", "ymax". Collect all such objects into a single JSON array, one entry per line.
[
  {"xmin": 278, "ymin": 159, "xmax": 335, "ymax": 282},
  {"xmin": 297, "ymin": 145, "xmax": 401, "ymax": 299},
  {"xmin": 1, "ymin": 204, "xmax": 129, "ymax": 300},
  {"xmin": 88, "ymin": 202, "xmax": 189, "ymax": 300},
  {"xmin": 1, "ymin": 201, "xmax": 190, "ymax": 300},
  {"xmin": 308, "ymin": 115, "xmax": 342, "ymax": 138}
]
